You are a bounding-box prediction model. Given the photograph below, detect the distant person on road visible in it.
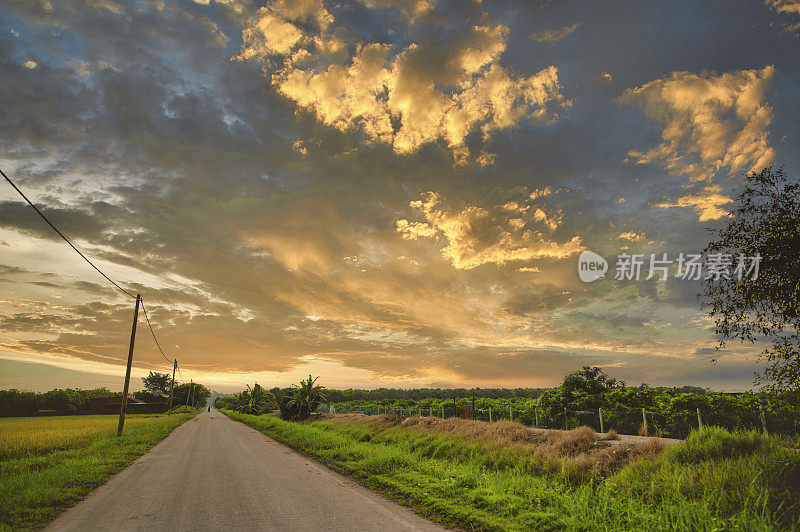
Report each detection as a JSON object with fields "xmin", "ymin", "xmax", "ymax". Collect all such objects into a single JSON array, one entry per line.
[{"xmin": 208, "ymin": 407, "xmax": 210, "ymax": 412}]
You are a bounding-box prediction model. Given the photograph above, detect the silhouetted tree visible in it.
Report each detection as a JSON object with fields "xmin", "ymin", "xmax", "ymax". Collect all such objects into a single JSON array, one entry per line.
[{"xmin": 701, "ymin": 166, "xmax": 800, "ymax": 392}]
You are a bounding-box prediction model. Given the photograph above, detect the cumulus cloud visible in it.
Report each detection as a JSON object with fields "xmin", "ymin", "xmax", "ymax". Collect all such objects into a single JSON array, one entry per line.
[
  {"xmin": 395, "ymin": 191, "xmax": 583, "ymax": 269},
  {"xmin": 621, "ymin": 66, "xmax": 775, "ymax": 182},
  {"xmin": 234, "ymin": 1, "xmax": 568, "ymax": 162}
]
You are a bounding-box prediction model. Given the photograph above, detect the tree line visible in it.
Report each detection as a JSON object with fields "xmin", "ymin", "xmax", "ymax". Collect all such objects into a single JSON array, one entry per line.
[
  {"xmin": 0, "ymin": 371, "xmax": 211, "ymax": 416},
  {"xmin": 327, "ymin": 366, "xmax": 800, "ymax": 438}
]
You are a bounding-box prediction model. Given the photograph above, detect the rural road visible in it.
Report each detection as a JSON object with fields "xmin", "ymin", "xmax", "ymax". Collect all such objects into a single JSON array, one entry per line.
[{"xmin": 46, "ymin": 409, "xmax": 444, "ymax": 531}]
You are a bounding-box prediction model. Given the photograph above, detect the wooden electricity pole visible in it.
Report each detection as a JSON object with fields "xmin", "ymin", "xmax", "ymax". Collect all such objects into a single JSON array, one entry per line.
[
  {"xmin": 185, "ymin": 380, "xmax": 193, "ymax": 413},
  {"xmin": 168, "ymin": 359, "xmax": 177, "ymax": 411},
  {"xmin": 117, "ymin": 294, "xmax": 141, "ymax": 436}
]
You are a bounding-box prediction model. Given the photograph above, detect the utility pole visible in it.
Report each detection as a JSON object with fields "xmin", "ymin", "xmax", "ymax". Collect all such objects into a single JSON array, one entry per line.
[
  {"xmin": 185, "ymin": 380, "xmax": 193, "ymax": 413},
  {"xmin": 117, "ymin": 294, "xmax": 141, "ymax": 437},
  {"xmin": 168, "ymin": 359, "xmax": 177, "ymax": 411}
]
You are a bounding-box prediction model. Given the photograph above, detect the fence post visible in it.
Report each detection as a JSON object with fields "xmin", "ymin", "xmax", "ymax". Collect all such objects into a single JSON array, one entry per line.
[
  {"xmin": 329, "ymin": 404, "xmax": 334, "ymax": 414},
  {"xmin": 564, "ymin": 407, "xmax": 568, "ymax": 430},
  {"xmin": 509, "ymin": 407, "xmax": 513, "ymax": 422},
  {"xmin": 489, "ymin": 407, "xmax": 492, "ymax": 423},
  {"xmin": 641, "ymin": 408, "xmax": 648, "ymax": 436},
  {"xmin": 441, "ymin": 405, "xmax": 444, "ymax": 418},
  {"xmin": 599, "ymin": 408, "xmax": 604, "ymax": 433},
  {"xmin": 696, "ymin": 407, "xmax": 703, "ymax": 429},
  {"xmin": 418, "ymin": 407, "xmax": 422, "ymax": 416},
  {"xmin": 534, "ymin": 406, "xmax": 538, "ymax": 428},
  {"xmin": 760, "ymin": 410, "xmax": 768, "ymax": 435}
]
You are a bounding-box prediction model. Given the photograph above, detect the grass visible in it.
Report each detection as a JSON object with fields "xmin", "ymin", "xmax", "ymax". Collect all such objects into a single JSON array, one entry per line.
[
  {"xmin": 0, "ymin": 412, "xmax": 195, "ymax": 531},
  {"xmin": 223, "ymin": 411, "xmax": 800, "ymax": 531}
]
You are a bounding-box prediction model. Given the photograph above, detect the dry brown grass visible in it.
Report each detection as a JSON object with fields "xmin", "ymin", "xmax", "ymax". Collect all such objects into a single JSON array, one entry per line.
[
  {"xmin": 564, "ymin": 437, "xmax": 667, "ymax": 481},
  {"xmin": 320, "ymin": 413, "xmax": 669, "ymax": 479}
]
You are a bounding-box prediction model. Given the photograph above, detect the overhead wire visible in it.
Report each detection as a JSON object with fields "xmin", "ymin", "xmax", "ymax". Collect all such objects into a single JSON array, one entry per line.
[
  {"xmin": 140, "ymin": 298, "xmax": 172, "ymax": 364},
  {"xmin": 1, "ymin": 167, "xmax": 137, "ymax": 299},
  {"xmin": 2, "ymin": 166, "xmax": 179, "ymax": 371}
]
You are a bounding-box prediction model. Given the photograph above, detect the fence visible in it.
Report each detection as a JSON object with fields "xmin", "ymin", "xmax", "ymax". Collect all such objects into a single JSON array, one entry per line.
[{"xmin": 320, "ymin": 403, "xmax": 797, "ymax": 439}]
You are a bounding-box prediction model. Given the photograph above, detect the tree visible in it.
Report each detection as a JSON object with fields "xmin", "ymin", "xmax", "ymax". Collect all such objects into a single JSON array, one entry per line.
[
  {"xmin": 172, "ymin": 382, "xmax": 211, "ymax": 409},
  {"xmin": 287, "ymin": 375, "xmax": 326, "ymax": 420},
  {"xmin": 234, "ymin": 383, "xmax": 276, "ymax": 415},
  {"xmin": 142, "ymin": 371, "xmax": 172, "ymax": 398},
  {"xmin": 561, "ymin": 366, "xmax": 624, "ymax": 409},
  {"xmin": 701, "ymin": 166, "xmax": 800, "ymax": 392}
]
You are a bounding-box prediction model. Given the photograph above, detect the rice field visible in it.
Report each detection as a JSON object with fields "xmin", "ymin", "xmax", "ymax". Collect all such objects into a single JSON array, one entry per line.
[
  {"xmin": 0, "ymin": 414, "xmax": 177, "ymax": 460},
  {"xmin": 0, "ymin": 412, "xmax": 196, "ymax": 531}
]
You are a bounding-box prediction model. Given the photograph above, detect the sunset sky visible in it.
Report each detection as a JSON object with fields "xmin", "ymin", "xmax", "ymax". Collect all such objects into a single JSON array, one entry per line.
[{"xmin": 1, "ymin": 0, "xmax": 799, "ymax": 393}]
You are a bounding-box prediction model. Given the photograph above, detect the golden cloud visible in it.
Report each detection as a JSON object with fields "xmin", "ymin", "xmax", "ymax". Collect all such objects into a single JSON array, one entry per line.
[
  {"xmin": 234, "ymin": 1, "xmax": 568, "ymax": 163},
  {"xmin": 618, "ymin": 231, "xmax": 646, "ymax": 242},
  {"xmin": 655, "ymin": 185, "xmax": 732, "ymax": 222},
  {"xmin": 396, "ymin": 191, "xmax": 583, "ymax": 269},
  {"xmin": 621, "ymin": 66, "xmax": 775, "ymax": 182}
]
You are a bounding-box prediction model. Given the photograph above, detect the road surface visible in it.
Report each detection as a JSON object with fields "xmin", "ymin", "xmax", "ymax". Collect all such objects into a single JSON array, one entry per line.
[{"xmin": 46, "ymin": 409, "xmax": 444, "ymax": 531}]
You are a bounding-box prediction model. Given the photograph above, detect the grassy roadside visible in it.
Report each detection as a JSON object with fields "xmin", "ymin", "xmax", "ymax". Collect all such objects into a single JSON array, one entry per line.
[
  {"xmin": 223, "ymin": 410, "xmax": 800, "ymax": 531},
  {"xmin": 0, "ymin": 411, "xmax": 198, "ymax": 531}
]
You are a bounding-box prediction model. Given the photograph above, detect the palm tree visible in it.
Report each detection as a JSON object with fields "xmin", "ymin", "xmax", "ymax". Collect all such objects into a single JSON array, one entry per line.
[
  {"xmin": 236, "ymin": 383, "xmax": 276, "ymax": 415},
  {"xmin": 288, "ymin": 375, "xmax": 326, "ymax": 420}
]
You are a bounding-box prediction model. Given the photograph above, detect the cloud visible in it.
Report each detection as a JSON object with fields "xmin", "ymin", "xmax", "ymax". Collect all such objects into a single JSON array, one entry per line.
[
  {"xmin": 234, "ymin": 1, "xmax": 568, "ymax": 162},
  {"xmin": 529, "ymin": 22, "xmax": 582, "ymax": 44},
  {"xmin": 357, "ymin": 0, "xmax": 435, "ymax": 21},
  {"xmin": 655, "ymin": 185, "xmax": 732, "ymax": 222},
  {"xmin": 765, "ymin": 0, "xmax": 800, "ymax": 34},
  {"xmin": 618, "ymin": 231, "xmax": 646, "ymax": 242},
  {"xmin": 621, "ymin": 66, "xmax": 775, "ymax": 182},
  {"xmin": 396, "ymin": 191, "xmax": 584, "ymax": 269},
  {"xmin": 0, "ymin": 0, "xmax": 785, "ymax": 390}
]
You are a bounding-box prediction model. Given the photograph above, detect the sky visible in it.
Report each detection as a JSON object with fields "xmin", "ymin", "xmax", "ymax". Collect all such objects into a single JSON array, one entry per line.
[{"xmin": 0, "ymin": 0, "xmax": 799, "ymax": 393}]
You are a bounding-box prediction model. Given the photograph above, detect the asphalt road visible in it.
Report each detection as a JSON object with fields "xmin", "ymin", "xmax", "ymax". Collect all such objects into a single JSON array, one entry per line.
[{"xmin": 46, "ymin": 409, "xmax": 444, "ymax": 532}]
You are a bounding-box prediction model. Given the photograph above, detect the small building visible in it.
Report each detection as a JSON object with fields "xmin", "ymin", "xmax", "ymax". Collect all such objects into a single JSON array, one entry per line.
[{"xmin": 88, "ymin": 396, "xmax": 167, "ymax": 414}]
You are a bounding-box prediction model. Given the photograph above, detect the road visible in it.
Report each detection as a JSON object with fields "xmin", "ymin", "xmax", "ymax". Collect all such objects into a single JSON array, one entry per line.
[{"xmin": 46, "ymin": 409, "xmax": 444, "ymax": 531}]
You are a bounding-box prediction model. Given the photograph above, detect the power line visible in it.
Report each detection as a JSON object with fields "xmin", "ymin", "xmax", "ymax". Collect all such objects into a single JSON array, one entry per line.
[
  {"xmin": 0, "ymin": 167, "xmax": 136, "ymax": 299},
  {"xmin": 140, "ymin": 298, "xmax": 172, "ymax": 364},
  {"xmin": 2, "ymin": 166, "xmax": 180, "ymax": 374}
]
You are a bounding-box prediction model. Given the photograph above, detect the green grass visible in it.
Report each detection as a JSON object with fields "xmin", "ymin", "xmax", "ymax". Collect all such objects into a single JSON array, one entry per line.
[
  {"xmin": 223, "ymin": 411, "xmax": 800, "ymax": 531},
  {"xmin": 0, "ymin": 413, "xmax": 195, "ymax": 531}
]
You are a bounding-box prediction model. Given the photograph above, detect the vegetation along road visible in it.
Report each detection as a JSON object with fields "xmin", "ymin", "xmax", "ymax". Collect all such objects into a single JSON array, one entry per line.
[{"xmin": 46, "ymin": 409, "xmax": 443, "ymax": 531}]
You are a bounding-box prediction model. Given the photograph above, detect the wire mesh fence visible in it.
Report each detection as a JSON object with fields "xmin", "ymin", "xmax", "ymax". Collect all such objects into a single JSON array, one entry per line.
[{"xmin": 320, "ymin": 402, "xmax": 798, "ymax": 439}]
